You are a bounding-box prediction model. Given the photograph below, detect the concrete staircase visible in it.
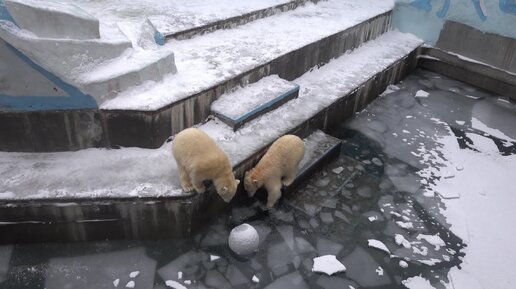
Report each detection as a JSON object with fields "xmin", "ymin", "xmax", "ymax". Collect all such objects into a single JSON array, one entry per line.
[{"xmin": 0, "ymin": 0, "xmax": 424, "ymax": 242}]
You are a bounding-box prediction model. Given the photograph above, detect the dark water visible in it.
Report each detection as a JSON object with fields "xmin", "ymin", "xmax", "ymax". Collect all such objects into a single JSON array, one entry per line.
[{"xmin": 1, "ymin": 69, "xmax": 515, "ymax": 289}]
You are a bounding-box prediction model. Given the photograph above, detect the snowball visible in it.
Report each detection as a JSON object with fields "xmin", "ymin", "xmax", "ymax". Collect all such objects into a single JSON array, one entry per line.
[{"xmin": 228, "ymin": 223, "xmax": 260, "ymax": 255}]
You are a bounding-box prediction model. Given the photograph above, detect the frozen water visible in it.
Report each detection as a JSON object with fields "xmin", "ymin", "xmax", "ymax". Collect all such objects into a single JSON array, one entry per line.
[
  {"xmin": 252, "ymin": 275, "xmax": 259, "ymax": 283},
  {"xmin": 130, "ymin": 271, "xmax": 140, "ymax": 278},
  {"xmin": 263, "ymin": 272, "xmax": 309, "ymax": 289},
  {"xmin": 312, "ymin": 255, "xmax": 346, "ymax": 276},
  {"xmin": 224, "ymin": 265, "xmax": 248, "ymax": 286},
  {"xmin": 416, "ymin": 234, "xmax": 445, "ymax": 250},
  {"xmin": 342, "ymin": 247, "xmax": 391, "ymax": 287},
  {"xmin": 276, "ymin": 225, "xmax": 295, "ymax": 251},
  {"xmin": 395, "ymin": 234, "xmax": 412, "ymax": 249},
  {"xmin": 303, "ymin": 203, "xmax": 320, "ymax": 217},
  {"xmin": 316, "ymin": 275, "xmax": 357, "ymax": 289},
  {"xmin": 205, "ymin": 270, "xmax": 231, "ymax": 289},
  {"xmin": 252, "ymin": 224, "xmax": 272, "ymax": 245},
  {"xmin": 316, "ymin": 238, "xmax": 343, "ymax": 256},
  {"xmin": 320, "ymin": 212, "xmax": 335, "ymax": 224},
  {"xmin": 114, "ymin": 279, "xmax": 120, "ymax": 287},
  {"xmin": 402, "ymin": 276, "xmax": 435, "ymax": 289},
  {"xmin": 295, "ymin": 237, "xmax": 316, "ymax": 254},
  {"xmin": 209, "ymin": 255, "xmax": 220, "ymax": 262},
  {"xmin": 367, "ymin": 239, "xmax": 391, "ymax": 255},
  {"xmin": 267, "ymin": 242, "xmax": 294, "ymax": 272},
  {"xmin": 158, "ymin": 251, "xmax": 205, "ymax": 282},
  {"xmin": 316, "ymin": 177, "xmax": 331, "ymax": 187},
  {"xmin": 320, "ymin": 198, "xmax": 338, "ymax": 209},
  {"xmin": 45, "ymin": 248, "xmax": 156, "ymax": 289}
]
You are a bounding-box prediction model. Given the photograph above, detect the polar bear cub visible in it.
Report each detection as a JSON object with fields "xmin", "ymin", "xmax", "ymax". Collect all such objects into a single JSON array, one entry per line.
[
  {"xmin": 244, "ymin": 135, "xmax": 305, "ymax": 208},
  {"xmin": 172, "ymin": 128, "xmax": 240, "ymax": 202}
]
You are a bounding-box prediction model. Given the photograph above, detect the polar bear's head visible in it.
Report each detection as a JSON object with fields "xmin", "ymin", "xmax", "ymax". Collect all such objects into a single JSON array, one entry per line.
[
  {"xmin": 244, "ymin": 170, "xmax": 262, "ymax": 197},
  {"xmin": 214, "ymin": 174, "xmax": 240, "ymax": 203}
]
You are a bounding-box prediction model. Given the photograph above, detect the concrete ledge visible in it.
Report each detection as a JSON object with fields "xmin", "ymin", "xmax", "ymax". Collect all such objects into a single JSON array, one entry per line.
[
  {"xmin": 5, "ymin": 0, "xmax": 100, "ymax": 40},
  {"xmin": 419, "ymin": 47, "xmax": 516, "ymax": 100},
  {"xmin": 0, "ymin": 49, "xmax": 418, "ymax": 243},
  {"xmin": 166, "ymin": 0, "xmax": 323, "ymax": 40},
  {"xmin": 0, "ymin": 109, "xmax": 106, "ymax": 152},
  {"xmin": 436, "ymin": 21, "xmax": 516, "ymax": 74},
  {"xmin": 103, "ymin": 12, "xmax": 393, "ymax": 149}
]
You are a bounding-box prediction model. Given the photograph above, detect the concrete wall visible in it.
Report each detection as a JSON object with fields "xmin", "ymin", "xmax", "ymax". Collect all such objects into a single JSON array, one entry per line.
[{"xmin": 393, "ymin": 0, "xmax": 516, "ymax": 45}]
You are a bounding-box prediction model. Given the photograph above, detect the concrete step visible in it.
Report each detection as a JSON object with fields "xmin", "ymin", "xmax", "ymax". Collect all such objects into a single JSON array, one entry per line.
[
  {"xmin": 5, "ymin": 0, "xmax": 100, "ymax": 40},
  {"xmin": 165, "ymin": 0, "xmax": 322, "ymax": 40},
  {"xmin": 0, "ymin": 30, "xmax": 422, "ymax": 242},
  {"xmin": 211, "ymin": 75, "xmax": 299, "ymax": 131},
  {"xmin": 100, "ymin": 0, "xmax": 395, "ymax": 149}
]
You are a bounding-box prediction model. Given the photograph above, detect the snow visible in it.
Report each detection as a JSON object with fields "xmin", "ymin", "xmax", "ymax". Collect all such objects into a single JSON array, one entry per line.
[
  {"xmin": 113, "ymin": 278, "xmax": 120, "ymax": 287},
  {"xmin": 415, "ymin": 90, "xmax": 430, "ymax": 98},
  {"xmin": 367, "ymin": 239, "xmax": 391, "ymax": 255},
  {"xmin": 399, "ymin": 260, "xmax": 408, "ymax": 268},
  {"xmin": 129, "ymin": 271, "xmax": 140, "ymax": 278},
  {"xmin": 402, "ymin": 276, "xmax": 435, "ymax": 289},
  {"xmin": 209, "ymin": 255, "xmax": 220, "ymax": 262},
  {"xmin": 228, "ymin": 223, "xmax": 260, "ymax": 255},
  {"xmin": 101, "ymin": 0, "xmax": 397, "ymax": 110},
  {"xmin": 312, "ymin": 255, "xmax": 346, "ymax": 276},
  {"xmin": 211, "ymin": 75, "xmax": 297, "ymax": 119},
  {"xmin": 252, "ymin": 275, "xmax": 259, "ymax": 283},
  {"xmin": 165, "ymin": 280, "xmax": 187, "ymax": 289},
  {"xmin": 125, "ymin": 281, "xmax": 135, "ymax": 288},
  {"xmin": 416, "ymin": 234, "xmax": 445, "ymax": 250},
  {"xmin": 69, "ymin": 0, "xmax": 292, "ymax": 37},
  {"xmin": 0, "ymin": 29, "xmax": 420, "ymax": 200}
]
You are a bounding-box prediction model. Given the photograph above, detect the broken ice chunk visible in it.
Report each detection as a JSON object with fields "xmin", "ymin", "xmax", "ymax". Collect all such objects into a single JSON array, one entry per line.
[
  {"xmin": 332, "ymin": 167, "xmax": 344, "ymax": 174},
  {"xmin": 210, "ymin": 255, "xmax": 220, "ymax": 262},
  {"xmin": 312, "ymin": 255, "xmax": 346, "ymax": 276},
  {"xmin": 165, "ymin": 280, "xmax": 187, "ymax": 289},
  {"xmin": 375, "ymin": 266, "xmax": 384, "ymax": 276},
  {"xmin": 129, "ymin": 271, "xmax": 140, "ymax": 278},
  {"xmin": 367, "ymin": 239, "xmax": 391, "ymax": 255},
  {"xmin": 113, "ymin": 279, "xmax": 120, "ymax": 287},
  {"xmin": 415, "ymin": 90, "xmax": 430, "ymax": 98},
  {"xmin": 125, "ymin": 281, "xmax": 135, "ymax": 288},
  {"xmin": 399, "ymin": 260, "xmax": 408, "ymax": 268},
  {"xmin": 320, "ymin": 212, "xmax": 334, "ymax": 224},
  {"xmin": 395, "ymin": 234, "xmax": 412, "ymax": 249},
  {"xmin": 416, "ymin": 234, "xmax": 445, "ymax": 250},
  {"xmin": 252, "ymin": 275, "xmax": 260, "ymax": 283}
]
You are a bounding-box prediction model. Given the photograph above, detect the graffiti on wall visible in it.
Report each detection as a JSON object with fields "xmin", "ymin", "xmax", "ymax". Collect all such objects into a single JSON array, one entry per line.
[{"xmin": 410, "ymin": 0, "xmax": 516, "ymax": 21}]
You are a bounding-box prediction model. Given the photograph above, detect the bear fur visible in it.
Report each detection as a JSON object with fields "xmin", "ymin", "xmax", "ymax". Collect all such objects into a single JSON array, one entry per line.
[
  {"xmin": 172, "ymin": 128, "xmax": 239, "ymax": 202},
  {"xmin": 244, "ymin": 134, "xmax": 305, "ymax": 208}
]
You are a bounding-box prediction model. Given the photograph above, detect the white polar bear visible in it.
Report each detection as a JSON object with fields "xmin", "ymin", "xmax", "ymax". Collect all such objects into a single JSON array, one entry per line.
[
  {"xmin": 244, "ymin": 134, "xmax": 305, "ymax": 208},
  {"xmin": 172, "ymin": 128, "xmax": 240, "ymax": 202}
]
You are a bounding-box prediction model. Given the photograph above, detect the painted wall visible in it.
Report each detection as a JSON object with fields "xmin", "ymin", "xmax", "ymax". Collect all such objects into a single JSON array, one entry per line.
[{"xmin": 393, "ymin": 0, "xmax": 516, "ymax": 44}]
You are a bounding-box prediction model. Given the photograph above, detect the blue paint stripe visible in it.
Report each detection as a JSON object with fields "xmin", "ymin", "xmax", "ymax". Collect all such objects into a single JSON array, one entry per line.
[
  {"xmin": 500, "ymin": 0, "xmax": 516, "ymax": 13},
  {"xmin": 436, "ymin": 0, "xmax": 450, "ymax": 18},
  {"xmin": 1, "ymin": 42, "xmax": 97, "ymax": 111},
  {"xmin": 471, "ymin": 0, "xmax": 487, "ymax": 21},
  {"xmin": 0, "ymin": 0, "xmax": 17, "ymax": 25},
  {"xmin": 231, "ymin": 83, "xmax": 300, "ymax": 123}
]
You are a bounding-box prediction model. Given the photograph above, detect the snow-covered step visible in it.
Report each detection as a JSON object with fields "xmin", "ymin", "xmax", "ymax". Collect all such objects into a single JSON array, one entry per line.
[
  {"xmin": 211, "ymin": 75, "xmax": 299, "ymax": 131},
  {"xmin": 78, "ymin": 48, "xmax": 177, "ymax": 103},
  {"xmin": 288, "ymin": 130, "xmax": 342, "ymax": 191},
  {"xmin": 5, "ymin": 0, "xmax": 100, "ymax": 40},
  {"xmin": 166, "ymin": 0, "xmax": 320, "ymax": 40}
]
